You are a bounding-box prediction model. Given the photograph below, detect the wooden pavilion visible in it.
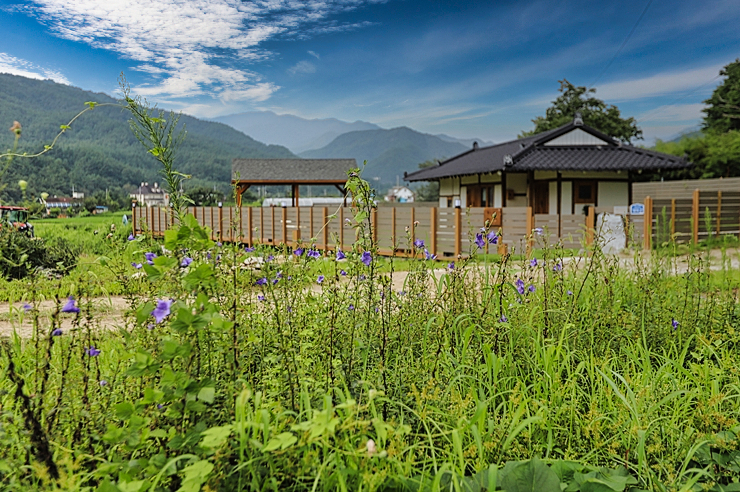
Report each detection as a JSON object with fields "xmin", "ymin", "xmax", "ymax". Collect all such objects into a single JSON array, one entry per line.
[{"xmin": 232, "ymin": 158, "xmax": 357, "ymax": 207}]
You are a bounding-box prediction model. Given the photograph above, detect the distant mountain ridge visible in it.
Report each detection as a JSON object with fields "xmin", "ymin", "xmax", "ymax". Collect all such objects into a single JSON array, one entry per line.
[
  {"xmin": 214, "ymin": 111, "xmax": 381, "ymax": 154},
  {"xmin": 299, "ymin": 127, "xmax": 469, "ymax": 186},
  {"xmin": 0, "ymin": 74, "xmax": 295, "ymax": 201}
]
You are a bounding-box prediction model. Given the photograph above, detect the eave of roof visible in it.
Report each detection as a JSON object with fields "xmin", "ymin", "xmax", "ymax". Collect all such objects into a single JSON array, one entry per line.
[{"xmin": 232, "ymin": 158, "xmax": 357, "ymax": 182}]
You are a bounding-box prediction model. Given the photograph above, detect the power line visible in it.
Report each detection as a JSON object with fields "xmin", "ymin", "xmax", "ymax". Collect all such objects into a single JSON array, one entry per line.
[
  {"xmin": 636, "ymin": 74, "xmax": 721, "ymax": 123},
  {"xmin": 588, "ymin": 0, "xmax": 654, "ymax": 90}
]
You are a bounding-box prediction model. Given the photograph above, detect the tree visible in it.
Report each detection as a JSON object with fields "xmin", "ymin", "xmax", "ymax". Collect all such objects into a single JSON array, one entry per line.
[
  {"xmin": 702, "ymin": 59, "xmax": 740, "ymax": 134},
  {"xmin": 413, "ymin": 160, "xmax": 439, "ymax": 202},
  {"xmin": 187, "ymin": 186, "xmax": 225, "ymax": 206},
  {"xmin": 520, "ymin": 79, "xmax": 642, "ymax": 143}
]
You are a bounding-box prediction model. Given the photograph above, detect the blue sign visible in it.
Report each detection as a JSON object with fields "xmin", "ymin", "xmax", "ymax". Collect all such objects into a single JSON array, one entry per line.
[{"xmin": 629, "ymin": 203, "xmax": 644, "ymax": 215}]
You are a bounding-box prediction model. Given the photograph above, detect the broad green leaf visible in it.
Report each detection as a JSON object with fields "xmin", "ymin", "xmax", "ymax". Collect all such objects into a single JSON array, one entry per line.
[
  {"xmin": 197, "ymin": 386, "xmax": 215, "ymax": 404},
  {"xmin": 177, "ymin": 460, "xmax": 213, "ymax": 492},
  {"xmin": 263, "ymin": 432, "xmax": 297, "ymax": 452},
  {"xmin": 115, "ymin": 402, "xmax": 135, "ymax": 420},
  {"xmin": 200, "ymin": 425, "xmax": 233, "ymax": 449},
  {"xmin": 499, "ymin": 457, "xmax": 560, "ymax": 492}
]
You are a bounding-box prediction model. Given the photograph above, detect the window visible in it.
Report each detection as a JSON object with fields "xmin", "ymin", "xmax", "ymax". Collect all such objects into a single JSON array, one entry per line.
[{"xmin": 574, "ymin": 181, "xmax": 596, "ymax": 204}]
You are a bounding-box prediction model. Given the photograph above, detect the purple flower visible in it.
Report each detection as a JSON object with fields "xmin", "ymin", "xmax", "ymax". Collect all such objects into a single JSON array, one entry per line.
[
  {"xmin": 498, "ymin": 314, "xmax": 508, "ymax": 323},
  {"xmin": 528, "ymin": 284, "xmax": 536, "ymax": 293},
  {"xmin": 348, "ymin": 304, "xmax": 355, "ymax": 311},
  {"xmin": 361, "ymin": 251, "xmax": 372, "ymax": 266},
  {"xmin": 336, "ymin": 250, "xmax": 346, "ymax": 260},
  {"xmin": 448, "ymin": 262, "xmax": 455, "ymax": 270},
  {"xmin": 286, "ymin": 306, "xmax": 293, "ymax": 313},
  {"xmin": 157, "ymin": 404, "xmax": 164, "ymax": 410},
  {"xmin": 132, "ymin": 262, "xmax": 142, "ymax": 269},
  {"xmin": 151, "ymin": 299, "xmax": 174, "ymax": 324},
  {"xmin": 22, "ymin": 303, "xmax": 32, "ymax": 312},
  {"xmin": 181, "ymin": 257, "xmax": 193, "ymax": 267},
  {"xmin": 207, "ymin": 252, "xmax": 212, "ymax": 260},
  {"xmin": 255, "ymin": 277, "xmax": 267, "ymax": 286},
  {"xmin": 62, "ymin": 296, "xmax": 80, "ymax": 314},
  {"xmin": 487, "ymin": 231, "xmax": 498, "ymax": 244},
  {"xmin": 257, "ymin": 295, "xmax": 266, "ymax": 302},
  {"xmin": 144, "ymin": 252, "xmax": 157, "ymax": 265},
  {"xmin": 86, "ymin": 346, "xmax": 101, "ymax": 357},
  {"xmin": 672, "ymin": 318, "xmax": 679, "ymax": 330},
  {"xmin": 553, "ymin": 262, "xmax": 563, "ymax": 272},
  {"xmin": 414, "ymin": 238, "xmax": 425, "ymax": 248},
  {"xmin": 217, "ymin": 242, "xmax": 222, "ymax": 247},
  {"xmin": 399, "ymin": 290, "xmax": 406, "ymax": 296},
  {"xmin": 475, "ymin": 233, "xmax": 485, "ymax": 250},
  {"xmin": 567, "ymin": 290, "xmax": 573, "ymax": 296},
  {"xmin": 424, "ymin": 249, "xmax": 437, "ymax": 260},
  {"xmin": 276, "ymin": 271, "xmax": 283, "ymax": 278},
  {"xmin": 272, "ymin": 278, "xmax": 279, "ymax": 285},
  {"xmin": 99, "ymin": 380, "xmax": 108, "ymax": 387},
  {"xmin": 266, "ymin": 255, "xmax": 274, "ymax": 262},
  {"xmin": 52, "ymin": 328, "xmax": 63, "ymax": 336},
  {"xmin": 533, "ymin": 227, "xmax": 544, "ymax": 235},
  {"xmin": 317, "ymin": 275, "xmax": 325, "ymax": 284},
  {"xmin": 340, "ymin": 270, "xmax": 347, "ymax": 276},
  {"xmin": 307, "ymin": 249, "xmax": 321, "ymax": 259},
  {"xmin": 294, "ymin": 247, "xmax": 304, "ymax": 256},
  {"xmin": 359, "ymin": 274, "xmax": 366, "ymax": 281},
  {"xmin": 245, "ymin": 246, "xmax": 255, "ymax": 252},
  {"xmin": 530, "ymin": 258, "xmax": 538, "ymax": 267},
  {"xmin": 127, "ymin": 234, "xmax": 135, "ymax": 241},
  {"xmin": 515, "ymin": 279, "xmax": 525, "ymax": 295},
  {"xmin": 147, "ymin": 324, "xmax": 154, "ymax": 330}
]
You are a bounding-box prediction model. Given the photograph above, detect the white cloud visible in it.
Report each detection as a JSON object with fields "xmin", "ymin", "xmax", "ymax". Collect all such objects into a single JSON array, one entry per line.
[
  {"xmin": 26, "ymin": 0, "xmax": 377, "ymax": 101},
  {"xmin": 308, "ymin": 50, "xmax": 320, "ymax": 59},
  {"xmin": 597, "ymin": 64, "xmax": 724, "ymax": 101},
  {"xmin": 0, "ymin": 52, "xmax": 70, "ymax": 84},
  {"xmin": 288, "ymin": 61, "xmax": 316, "ymax": 75},
  {"xmin": 638, "ymin": 103, "xmax": 705, "ymax": 123}
]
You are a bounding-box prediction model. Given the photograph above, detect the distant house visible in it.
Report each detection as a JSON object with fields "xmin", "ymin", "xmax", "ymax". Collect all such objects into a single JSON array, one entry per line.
[
  {"xmin": 405, "ymin": 116, "xmax": 691, "ymax": 215},
  {"xmin": 384, "ymin": 186, "xmax": 415, "ymax": 203},
  {"xmin": 130, "ymin": 182, "xmax": 168, "ymax": 207},
  {"xmin": 45, "ymin": 196, "xmax": 76, "ymax": 209}
]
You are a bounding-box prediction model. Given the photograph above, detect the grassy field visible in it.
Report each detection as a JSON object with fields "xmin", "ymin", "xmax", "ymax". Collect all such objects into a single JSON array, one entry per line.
[{"xmin": 0, "ymin": 210, "xmax": 739, "ymax": 491}]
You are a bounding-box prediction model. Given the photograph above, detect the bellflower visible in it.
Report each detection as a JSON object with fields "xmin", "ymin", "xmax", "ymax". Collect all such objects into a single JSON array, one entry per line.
[
  {"xmin": 361, "ymin": 251, "xmax": 372, "ymax": 266},
  {"xmin": 132, "ymin": 262, "xmax": 142, "ymax": 269},
  {"xmin": 22, "ymin": 303, "xmax": 32, "ymax": 312},
  {"xmin": 340, "ymin": 270, "xmax": 347, "ymax": 276},
  {"xmin": 181, "ymin": 257, "xmax": 193, "ymax": 267},
  {"xmin": 487, "ymin": 231, "xmax": 498, "ymax": 244},
  {"xmin": 294, "ymin": 247, "xmax": 304, "ymax": 257},
  {"xmin": 127, "ymin": 234, "xmax": 135, "ymax": 241},
  {"xmin": 336, "ymin": 250, "xmax": 346, "ymax": 260},
  {"xmin": 257, "ymin": 295, "xmax": 266, "ymax": 302},
  {"xmin": 317, "ymin": 275, "xmax": 325, "ymax": 284},
  {"xmin": 515, "ymin": 279, "xmax": 525, "ymax": 295},
  {"xmin": 152, "ymin": 299, "xmax": 174, "ymax": 324},
  {"xmin": 86, "ymin": 346, "xmax": 101, "ymax": 357},
  {"xmin": 530, "ymin": 258, "xmax": 538, "ymax": 267},
  {"xmin": 307, "ymin": 249, "xmax": 321, "ymax": 259},
  {"xmin": 424, "ymin": 249, "xmax": 437, "ymax": 260},
  {"xmin": 266, "ymin": 255, "xmax": 274, "ymax": 262},
  {"xmin": 533, "ymin": 227, "xmax": 544, "ymax": 235},
  {"xmin": 52, "ymin": 328, "xmax": 63, "ymax": 336},
  {"xmin": 475, "ymin": 233, "xmax": 486, "ymax": 250},
  {"xmin": 499, "ymin": 314, "xmax": 508, "ymax": 323},
  {"xmin": 567, "ymin": 290, "xmax": 573, "ymax": 296},
  {"xmin": 348, "ymin": 304, "xmax": 355, "ymax": 311},
  {"xmin": 99, "ymin": 380, "xmax": 108, "ymax": 386},
  {"xmin": 553, "ymin": 262, "xmax": 563, "ymax": 272},
  {"xmin": 244, "ymin": 246, "xmax": 255, "ymax": 252},
  {"xmin": 255, "ymin": 277, "xmax": 267, "ymax": 286},
  {"xmin": 217, "ymin": 242, "xmax": 222, "ymax": 247},
  {"xmin": 144, "ymin": 252, "xmax": 157, "ymax": 265},
  {"xmin": 528, "ymin": 284, "xmax": 536, "ymax": 293},
  {"xmin": 414, "ymin": 238, "xmax": 424, "ymax": 248},
  {"xmin": 448, "ymin": 262, "xmax": 455, "ymax": 270},
  {"xmin": 672, "ymin": 318, "xmax": 679, "ymax": 330},
  {"xmin": 359, "ymin": 274, "xmax": 367, "ymax": 281},
  {"xmin": 61, "ymin": 296, "xmax": 80, "ymax": 313}
]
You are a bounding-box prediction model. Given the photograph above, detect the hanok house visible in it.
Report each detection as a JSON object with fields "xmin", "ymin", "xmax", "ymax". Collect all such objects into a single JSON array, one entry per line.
[
  {"xmin": 232, "ymin": 158, "xmax": 357, "ymax": 207},
  {"xmin": 404, "ymin": 116, "xmax": 691, "ymax": 216}
]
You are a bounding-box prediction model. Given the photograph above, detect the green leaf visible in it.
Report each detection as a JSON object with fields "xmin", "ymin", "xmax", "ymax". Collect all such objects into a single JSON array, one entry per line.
[
  {"xmin": 85, "ymin": 101, "xmax": 98, "ymax": 109},
  {"xmin": 115, "ymin": 402, "xmax": 136, "ymax": 420},
  {"xmin": 263, "ymin": 432, "xmax": 298, "ymax": 452},
  {"xmin": 197, "ymin": 386, "xmax": 215, "ymax": 404},
  {"xmin": 499, "ymin": 457, "xmax": 561, "ymax": 492},
  {"xmin": 177, "ymin": 460, "xmax": 213, "ymax": 492},
  {"xmin": 60, "ymin": 124, "xmax": 70, "ymax": 130},
  {"xmin": 116, "ymin": 480, "xmax": 146, "ymax": 492},
  {"xmin": 200, "ymin": 425, "xmax": 233, "ymax": 449}
]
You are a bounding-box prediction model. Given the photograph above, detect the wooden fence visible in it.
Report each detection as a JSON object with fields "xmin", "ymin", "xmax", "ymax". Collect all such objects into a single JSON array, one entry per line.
[{"xmin": 132, "ymin": 204, "xmax": 609, "ymax": 257}]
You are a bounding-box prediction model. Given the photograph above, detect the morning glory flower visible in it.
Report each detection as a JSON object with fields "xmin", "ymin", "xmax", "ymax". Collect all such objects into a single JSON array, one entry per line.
[
  {"xmin": 498, "ymin": 314, "xmax": 508, "ymax": 323},
  {"xmin": 317, "ymin": 275, "xmax": 325, "ymax": 284},
  {"xmin": 132, "ymin": 262, "xmax": 142, "ymax": 269},
  {"xmin": 52, "ymin": 328, "xmax": 63, "ymax": 336},
  {"xmin": 672, "ymin": 318, "xmax": 679, "ymax": 330},
  {"xmin": 144, "ymin": 252, "xmax": 157, "ymax": 265},
  {"xmin": 307, "ymin": 249, "xmax": 321, "ymax": 259},
  {"xmin": 181, "ymin": 257, "xmax": 193, "ymax": 267},
  {"xmin": 553, "ymin": 262, "xmax": 563, "ymax": 272},
  {"xmin": 530, "ymin": 258, "xmax": 538, "ymax": 267},
  {"xmin": 361, "ymin": 251, "xmax": 372, "ymax": 266},
  {"xmin": 127, "ymin": 234, "xmax": 135, "ymax": 241},
  {"xmin": 151, "ymin": 299, "xmax": 174, "ymax": 324},
  {"xmin": 61, "ymin": 296, "xmax": 80, "ymax": 313},
  {"xmin": 255, "ymin": 277, "xmax": 267, "ymax": 286},
  {"xmin": 528, "ymin": 284, "xmax": 536, "ymax": 293},
  {"xmin": 340, "ymin": 270, "xmax": 347, "ymax": 276},
  {"xmin": 515, "ymin": 279, "xmax": 525, "ymax": 295},
  {"xmin": 487, "ymin": 231, "xmax": 498, "ymax": 244},
  {"xmin": 86, "ymin": 346, "xmax": 101, "ymax": 357},
  {"xmin": 414, "ymin": 238, "xmax": 424, "ymax": 248},
  {"xmin": 294, "ymin": 247, "xmax": 304, "ymax": 257},
  {"xmin": 475, "ymin": 233, "xmax": 486, "ymax": 250},
  {"xmin": 336, "ymin": 250, "xmax": 346, "ymax": 260}
]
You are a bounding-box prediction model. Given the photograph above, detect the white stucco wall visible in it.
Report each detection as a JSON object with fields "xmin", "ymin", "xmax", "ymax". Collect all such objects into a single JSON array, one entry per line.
[
  {"xmin": 598, "ymin": 181, "xmax": 629, "ymax": 208},
  {"xmin": 506, "ymin": 173, "xmax": 528, "ymax": 207},
  {"xmin": 549, "ymin": 181, "xmax": 558, "ymax": 214},
  {"xmin": 461, "ymin": 175, "xmax": 478, "ymax": 185},
  {"xmin": 481, "ymin": 173, "xmax": 502, "ymax": 184},
  {"xmin": 493, "ymin": 184, "xmax": 502, "ymax": 207},
  {"xmin": 561, "ymin": 181, "xmax": 573, "ymax": 214}
]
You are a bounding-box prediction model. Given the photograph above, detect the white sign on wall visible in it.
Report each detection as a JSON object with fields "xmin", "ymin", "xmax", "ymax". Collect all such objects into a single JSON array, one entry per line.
[{"xmin": 629, "ymin": 203, "xmax": 644, "ymax": 215}]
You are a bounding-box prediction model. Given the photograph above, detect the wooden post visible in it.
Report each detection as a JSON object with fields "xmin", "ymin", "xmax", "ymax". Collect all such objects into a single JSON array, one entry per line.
[
  {"xmin": 260, "ymin": 207, "xmax": 264, "ymax": 245},
  {"xmin": 586, "ymin": 206, "xmax": 595, "ymax": 246},
  {"xmin": 201, "ymin": 206, "xmax": 206, "ymax": 228},
  {"xmin": 310, "ymin": 208, "xmax": 315, "ymax": 242},
  {"xmin": 391, "ymin": 207, "xmax": 397, "ymax": 249},
  {"xmin": 671, "ymin": 199, "xmax": 676, "ymax": 238},
  {"xmin": 717, "ymin": 191, "xmax": 722, "ymax": 235},
  {"xmin": 229, "ymin": 207, "xmax": 233, "ymax": 242},
  {"xmin": 271, "ymin": 206, "xmax": 275, "ymax": 244},
  {"xmin": 430, "ymin": 207, "xmax": 437, "ymax": 258},
  {"xmin": 410, "ymin": 207, "xmax": 416, "ymax": 249},
  {"xmin": 454, "ymin": 207, "xmax": 462, "ymax": 257},
  {"xmin": 218, "ymin": 205, "xmax": 224, "ymax": 242},
  {"xmin": 371, "ymin": 208, "xmax": 378, "ymax": 246},
  {"xmin": 322, "ymin": 207, "xmax": 328, "ymax": 249},
  {"xmin": 295, "ymin": 206, "xmax": 301, "ymax": 243},
  {"xmin": 132, "ymin": 202, "xmax": 137, "ymax": 233},
  {"xmin": 150, "ymin": 207, "xmax": 155, "ymax": 236},
  {"xmin": 281, "ymin": 207, "xmax": 287, "ymax": 245},
  {"xmin": 247, "ymin": 207, "xmax": 252, "ymax": 246},
  {"xmin": 526, "ymin": 206, "xmax": 535, "ymax": 254},
  {"xmin": 692, "ymin": 190, "xmax": 700, "ymax": 244},
  {"xmin": 644, "ymin": 197, "xmax": 653, "ymax": 250}
]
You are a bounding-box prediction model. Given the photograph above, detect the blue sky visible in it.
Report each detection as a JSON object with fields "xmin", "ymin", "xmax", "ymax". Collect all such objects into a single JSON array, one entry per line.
[{"xmin": 1, "ymin": 0, "xmax": 739, "ymax": 144}]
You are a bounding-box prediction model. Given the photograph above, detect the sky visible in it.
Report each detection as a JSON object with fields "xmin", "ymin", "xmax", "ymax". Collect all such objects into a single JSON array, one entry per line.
[{"xmin": 1, "ymin": 0, "xmax": 739, "ymax": 145}]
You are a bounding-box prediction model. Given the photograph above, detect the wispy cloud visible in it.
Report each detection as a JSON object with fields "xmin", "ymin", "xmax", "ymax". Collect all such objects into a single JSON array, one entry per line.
[
  {"xmin": 597, "ymin": 64, "xmax": 723, "ymax": 101},
  {"xmin": 638, "ymin": 103, "xmax": 705, "ymax": 123},
  {"xmin": 0, "ymin": 52, "xmax": 69, "ymax": 84},
  {"xmin": 308, "ymin": 50, "xmax": 320, "ymax": 59},
  {"xmin": 25, "ymin": 0, "xmax": 378, "ymax": 101},
  {"xmin": 288, "ymin": 60, "xmax": 317, "ymax": 75}
]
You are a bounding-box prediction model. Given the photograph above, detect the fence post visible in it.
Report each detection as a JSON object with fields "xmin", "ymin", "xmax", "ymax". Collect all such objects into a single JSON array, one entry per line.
[
  {"xmin": 454, "ymin": 207, "xmax": 461, "ymax": 257},
  {"xmin": 692, "ymin": 190, "xmax": 700, "ymax": 244},
  {"xmin": 671, "ymin": 199, "xmax": 676, "ymax": 238},
  {"xmin": 371, "ymin": 208, "xmax": 378, "ymax": 246},
  {"xmin": 132, "ymin": 202, "xmax": 137, "ymax": 233},
  {"xmin": 246, "ymin": 207, "xmax": 252, "ymax": 246},
  {"xmin": 281, "ymin": 207, "xmax": 287, "ymax": 246},
  {"xmin": 391, "ymin": 207, "xmax": 397, "ymax": 248},
  {"xmin": 218, "ymin": 204, "xmax": 224, "ymax": 242},
  {"xmin": 410, "ymin": 207, "xmax": 416, "ymax": 250},
  {"xmin": 430, "ymin": 207, "xmax": 437, "ymax": 258},
  {"xmin": 643, "ymin": 197, "xmax": 652, "ymax": 250},
  {"xmin": 260, "ymin": 207, "xmax": 264, "ymax": 245},
  {"xmin": 322, "ymin": 207, "xmax": 328, "ymax": 249},
  {"xmin": 295, "ymin": 207, "xmax": 301, "ymax": 243},
  {"xmin": 586, "ymin": 206, "xmax": 595, "ymax": 247},
  {"xmin": 717, "ymin": 191, "xmax": 722, "ymax": 235}
]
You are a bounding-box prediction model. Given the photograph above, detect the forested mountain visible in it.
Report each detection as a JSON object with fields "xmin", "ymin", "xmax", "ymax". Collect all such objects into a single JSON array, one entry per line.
[
  {"xmin": 214, "ymin": 111, "xmax": 381, "ymax": 154},
  {"xmin": 0, "ymin": 74, "xmax": 295, "ymax": 203},
  {"xmin": 299, "ymin": 127, "xmax": 468, "ymax": 186}
]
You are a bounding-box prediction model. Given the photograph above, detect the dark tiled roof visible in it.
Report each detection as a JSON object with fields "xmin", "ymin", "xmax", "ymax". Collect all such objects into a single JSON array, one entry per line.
[
  {"xmin": 405, "ymin": 122, "xmax": 690, "ymax": 181},
  {"xmin": 232, "ymin": 158, "xmax": 356, "ymax": 182}
]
